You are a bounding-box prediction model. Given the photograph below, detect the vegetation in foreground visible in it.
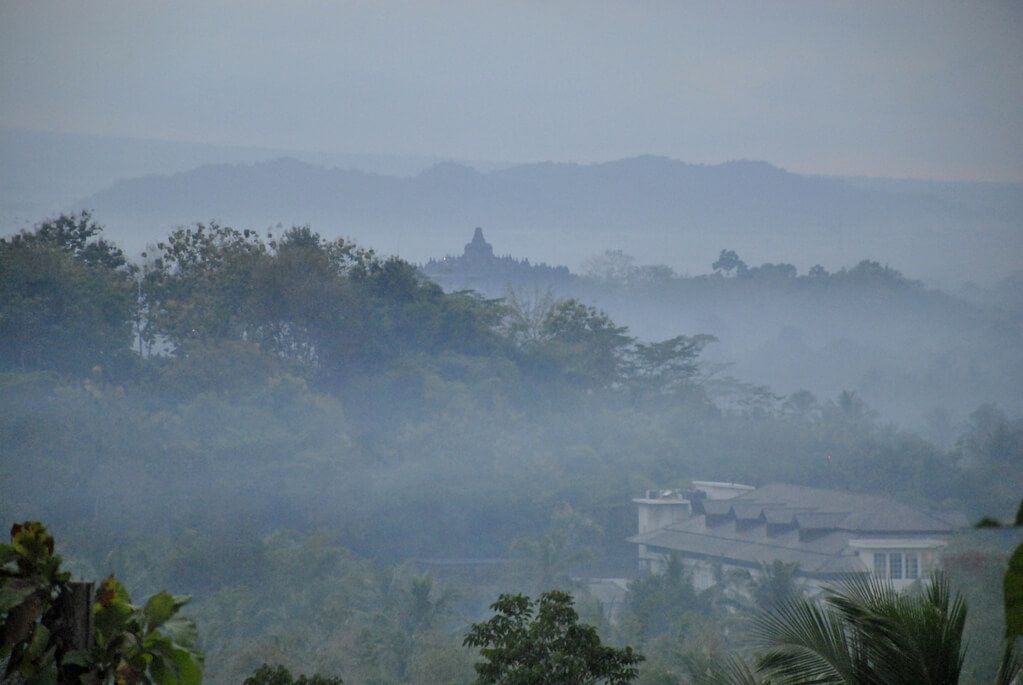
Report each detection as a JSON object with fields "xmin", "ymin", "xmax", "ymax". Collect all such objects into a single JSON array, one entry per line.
[
  {"xmin": 464, "ymin": 591, "xmax": 643, "ymax": 685},
  {"xmin": 4, "ymin": 522, "xmax": 1021, "ymax": 684},
  {"xmin": 0, "ymin": 521, "xmax": 202, "ymax": 685}
]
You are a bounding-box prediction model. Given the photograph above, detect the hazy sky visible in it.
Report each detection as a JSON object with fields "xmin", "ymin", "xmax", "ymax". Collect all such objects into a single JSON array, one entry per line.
[{"xmin": 2, "ymin": 1, "xmax": 1021, "ymax": 181}]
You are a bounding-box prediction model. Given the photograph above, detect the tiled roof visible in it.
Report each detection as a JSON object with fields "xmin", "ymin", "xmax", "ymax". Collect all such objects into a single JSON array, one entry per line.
[
  {"xmin": 763, "ymin": 508, "xmax": 802, "ymax": 525},
  {"xmin": 630, "ymin": 483, "xmax": 963, "ymax": 577},
  {"xmin": 795, "ymin": 512, "xmax": 850, "ymax": 530},
  {"xmin": 732, "ymin": 503, "xmax": 767, "ymax": 520},
  {"xmin": 702, "ymin": 500, "xmax": 734, "ymax": 516},
  {"xmin": 732, "ymin": 484, "xmax": 959, "ymax": 533}
]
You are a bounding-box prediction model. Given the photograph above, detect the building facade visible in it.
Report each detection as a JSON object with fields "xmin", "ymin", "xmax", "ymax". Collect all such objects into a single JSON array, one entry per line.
[{"xmin": 629, "ymin": 481, "xmax": 963, "ymax": 591}]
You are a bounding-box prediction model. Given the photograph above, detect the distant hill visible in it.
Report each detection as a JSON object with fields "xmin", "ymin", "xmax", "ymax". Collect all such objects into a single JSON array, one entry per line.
[
  {"xmin": 69, "ymin": 154, "xmax": 1023, "ymax": 287},
  {"xmin": 0, "ymin": 127, "xmax": 500, "ymax": 234}
]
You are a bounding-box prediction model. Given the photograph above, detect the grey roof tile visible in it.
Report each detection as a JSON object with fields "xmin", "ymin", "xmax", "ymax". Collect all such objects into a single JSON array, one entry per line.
[{"xmin": 631, "ymin": 482, "xmax": 963, "ymax": 577}]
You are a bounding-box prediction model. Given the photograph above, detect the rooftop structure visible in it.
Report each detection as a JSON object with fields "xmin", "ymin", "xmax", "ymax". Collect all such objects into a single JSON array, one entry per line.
[
  {"xmin": 421, "ymin": 227, "xmax": 573, "ymax": 296},
  {"xmin": 629, "ymin": 482, "xmax": 965, "ymax": 590},
  {"xmin": 463, "ymin": 226, "xmax": 495, "ymax": 262}
]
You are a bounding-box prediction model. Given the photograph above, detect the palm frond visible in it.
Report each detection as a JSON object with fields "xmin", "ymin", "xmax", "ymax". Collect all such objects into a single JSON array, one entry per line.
[
  {"xmin": 751, "ymin": 596, "xmax": 854, "ymax": 684},
  {"xmin": 994, "ymin": 638, "xmax": 1022, "ymax": 685},
  {"xmin": 824, "ymin": 573, "xmax": 965, "ymax": 684},
  {"xmin": 749, "ymin": 572, "xmax": 967, "ymax": 685}
]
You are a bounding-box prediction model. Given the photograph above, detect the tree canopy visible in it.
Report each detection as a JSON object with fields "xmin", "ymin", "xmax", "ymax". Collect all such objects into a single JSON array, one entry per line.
[
  {"xmin": 0, "ymin": 212, "xmax": 136, "ymax": 376},
  {"xmin": 464, "ymin": 591, "xmax": 643, "ymax": 685}
]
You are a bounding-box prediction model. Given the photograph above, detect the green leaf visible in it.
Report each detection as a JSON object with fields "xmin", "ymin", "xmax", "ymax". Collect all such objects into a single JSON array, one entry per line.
[
  {"xmin": 10, "ymin": 522, "xmax": 55, "ymax": 563},
  {"xmin": 0, "ymin": 543, "xmax": 17, "ymax": 565},
  {"xmin": 149, "ymin": 656, "xmax": 175, "ymax": 685},
  {"xmin": 142, "ymin": 630, "xmax": 173, "ymax": 654},
  {"xmin": 0, "ymin": 581, "xmax": 35, "ymax": 613},
  {"xmin": 93, "ymin": 575, "xmax": 135, "ymax": 640},
  {"xmin": 145, "ymin": 632, "xmax": 202, "ymax": 685},
  {"xmin": 161, "ymin": 616, "xmax": 199, "ymax": 648},
  {"xmin": 144, "ymin": 591, "xmax": 176, "ymax": 632},
  {"xmin": 171, "ymin": 646, "xmax": 203, "ymax": 685},
  {"xmin": 26, "ymin": 622, "xmax": 51, "ymax": 660},
  {"xmin": 93, "ymin": 597, "xmax": 133, "ymax": 640},
  {"xmin": 61, "ymin": 649, "xmax": 92, "ymax": 668}
]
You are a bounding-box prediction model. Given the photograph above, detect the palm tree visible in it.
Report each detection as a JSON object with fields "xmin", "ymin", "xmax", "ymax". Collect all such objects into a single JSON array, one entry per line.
[
  {"xmin": 745, "ymin": 572, "xmax": 1020, "ymax": 685},
  {"xmin": 752, "ymin": 572, "xmax": 964, "ymax": 684}
]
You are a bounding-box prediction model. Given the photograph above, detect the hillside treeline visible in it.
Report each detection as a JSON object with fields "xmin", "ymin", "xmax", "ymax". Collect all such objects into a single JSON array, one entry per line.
[{"xmin": 1, "ymin": 213, "xmax": 1020, "ymax": 683}]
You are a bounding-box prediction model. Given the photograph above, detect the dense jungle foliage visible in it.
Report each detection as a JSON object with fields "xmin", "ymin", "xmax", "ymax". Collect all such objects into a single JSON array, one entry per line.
[{"xmin": 2, "ymin": 213, "xmax": 1021, "ymax": 683}]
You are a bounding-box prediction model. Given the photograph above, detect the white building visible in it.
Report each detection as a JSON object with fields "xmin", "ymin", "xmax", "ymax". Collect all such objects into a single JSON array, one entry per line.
[{"xmin": 629, "ymin": 481, "xmax": 964, "ymax": 590}]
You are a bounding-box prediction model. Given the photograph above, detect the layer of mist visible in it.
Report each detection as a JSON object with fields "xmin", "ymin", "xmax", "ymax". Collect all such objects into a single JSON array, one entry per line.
[
  {"xmin": 427, "ymin": 230, "xmax": 1023, "ymax": 431},
  {"xmin": 67, "ymin": 156, "xmax": 1023, "ymax": 290},
  {"xmin": 2, "ymin": 209, "xmax": 1020, "ymax": 684}
]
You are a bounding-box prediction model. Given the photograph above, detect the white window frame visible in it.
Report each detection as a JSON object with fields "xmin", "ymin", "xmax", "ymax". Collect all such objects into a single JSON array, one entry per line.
[
  {"xmin": 873, "ymin": 552, "xmax": 887, "ymax": 578},
  {"xmin": 905, "ymin": 553, "xmax": 919, "ymax": 579},
  {"xmin": 889, "ymin": 552, "xmax": 903, "ymax": 580}
]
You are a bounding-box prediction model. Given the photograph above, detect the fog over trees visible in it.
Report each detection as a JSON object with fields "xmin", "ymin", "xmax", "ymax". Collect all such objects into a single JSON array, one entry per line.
[
  {"xmin": 2, "ymin": 212, "xmax": 1020, "ymax": 682},
  {"xmin": 2, "ymin": 3, "xmax": 1022, "ymax": 684}
]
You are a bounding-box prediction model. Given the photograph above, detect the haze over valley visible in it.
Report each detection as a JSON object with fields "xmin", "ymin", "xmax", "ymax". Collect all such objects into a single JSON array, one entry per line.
[
  {"xmin": 2, "ymin": 3, "xmax": 1022, "ymax": 684},
  {"xmin": 5, "ymin": 126, "xmax": 1022, "ymax": 289}
]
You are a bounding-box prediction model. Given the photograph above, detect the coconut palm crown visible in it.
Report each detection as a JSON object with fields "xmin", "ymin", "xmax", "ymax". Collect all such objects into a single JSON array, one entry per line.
[{"xmin": 747, "ymin": 572, "xmax": 1019, "ymax": 685}]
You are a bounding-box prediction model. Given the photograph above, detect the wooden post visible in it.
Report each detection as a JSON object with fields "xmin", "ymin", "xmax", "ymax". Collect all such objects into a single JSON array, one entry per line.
[{"xmin": 59, "ymin": 581, "xmax": 95, "ymax": 651}]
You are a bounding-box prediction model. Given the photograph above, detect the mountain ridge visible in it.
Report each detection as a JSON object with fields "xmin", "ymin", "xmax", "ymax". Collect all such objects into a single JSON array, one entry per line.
[{"xmin": 4, "ymin": 139, "xmax": 1019, "ymax": 286}]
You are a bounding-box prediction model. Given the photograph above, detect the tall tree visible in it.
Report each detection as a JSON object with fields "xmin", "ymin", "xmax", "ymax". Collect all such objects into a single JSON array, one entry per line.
[
  {"xmin": 711, "ymin": 250, "xmax": 748, "ymax": 278},
  {"xmin": 464, "ymin": 591, "xmax": 643, "ymax": 685},
  {"xmin": 631, "ymin": 334, "xmax": 716, "ymax": 396},
  {"xmin": 536, "ymin": 299, "xmax": 633, "ymax": 387},
  {"xmin": 0, "ymin": 212, "xmax": 136, "ymax": 375},
  {"xmin": 143, "ymin": 221, "xmax": 270, "ymax": 346}
]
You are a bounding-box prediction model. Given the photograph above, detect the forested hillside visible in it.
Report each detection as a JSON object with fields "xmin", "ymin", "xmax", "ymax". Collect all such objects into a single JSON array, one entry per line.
[
  {"xmin": 426, "ymin": 233, "xmax": 1023, "ymax": 427},
  {"xmin": 2, "ymin": 214, "xmax": 1020, "ymax": 683}
]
